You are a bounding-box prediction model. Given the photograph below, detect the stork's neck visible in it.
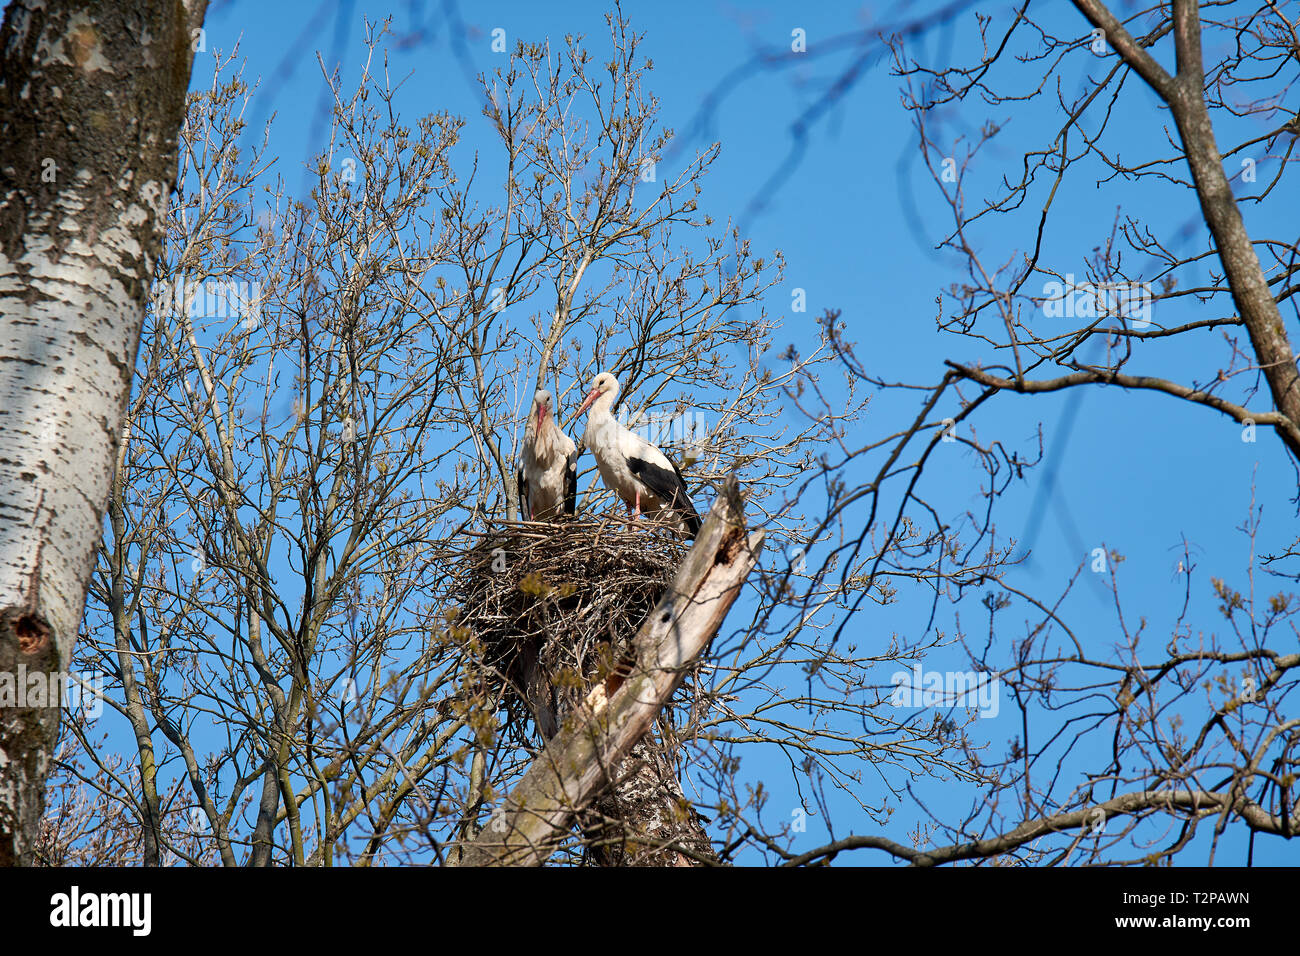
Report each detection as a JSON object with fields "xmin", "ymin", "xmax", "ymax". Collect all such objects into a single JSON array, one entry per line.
[
  {"xmin": 530, "ymin": 412, "xmax": 564, "ymax": 459},
  {"xmin": 588, "ymin": 390, "xmax": 617, "ymax": 422},
  {"xmin": 583, "ymin": 390, "xmax": 622, "ymax": 450}
]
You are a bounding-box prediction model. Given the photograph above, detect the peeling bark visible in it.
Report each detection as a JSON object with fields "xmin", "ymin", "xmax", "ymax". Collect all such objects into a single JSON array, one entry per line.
[{"xmin": 0, "ymin": 0, "xmax": 207, "ymax": 866}]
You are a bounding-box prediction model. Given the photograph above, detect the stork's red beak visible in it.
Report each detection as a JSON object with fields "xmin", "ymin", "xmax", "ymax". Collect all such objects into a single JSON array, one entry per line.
[
  {"xmin": 577, "ymin": 388, "xmax": 601, "ymax": 416},
  {"xmin": 536, "ymin": 404, "xmax": 548, "ymax": 425}
]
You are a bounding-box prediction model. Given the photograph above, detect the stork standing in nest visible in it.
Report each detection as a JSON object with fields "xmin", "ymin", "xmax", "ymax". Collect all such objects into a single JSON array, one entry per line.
[
  {"xmin": 517, "ymin": 389, "xmax": 578, "ymax": 520},
  {"xmin": 577, "ymin": 372, "xmax": 701, "ymax": 536}
]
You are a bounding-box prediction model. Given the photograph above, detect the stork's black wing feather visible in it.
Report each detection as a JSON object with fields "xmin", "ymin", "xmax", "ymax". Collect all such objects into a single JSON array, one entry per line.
[
  {"xmin": 666, "ymin": 458, "xmax": 701, "ymax": 537},
  {"xmin": 517, "ymin": 466, "xmax": 530, "ymax": 520},
  {"xmin": 564, "ymin": 450, "xmax": 579, "ymax": 516},
  {"xmin": 628, "ymin": 454, "xmax": 700, "ymax": 536}
]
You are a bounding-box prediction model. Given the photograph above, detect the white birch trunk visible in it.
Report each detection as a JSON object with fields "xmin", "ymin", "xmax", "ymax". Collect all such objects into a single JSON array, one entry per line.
[{"xmin": 0, "ymin": 0, "xmax": 206, "ymax": 865}]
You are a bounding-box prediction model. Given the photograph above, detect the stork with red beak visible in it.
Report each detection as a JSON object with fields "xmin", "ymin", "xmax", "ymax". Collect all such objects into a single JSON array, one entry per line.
[
  {"xmin": 517, "ymin": 389, "xmax": 578, "ymax": 520},
  {"xmin": 576, "ymin": 372, "xmax": 700, "ymax": 536}
]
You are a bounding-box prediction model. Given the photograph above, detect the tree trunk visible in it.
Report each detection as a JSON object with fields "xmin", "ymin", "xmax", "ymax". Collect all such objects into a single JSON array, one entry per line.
[
  {"xmin": 1167, "ymin": 0, "xmax": 1300, "ymax": 460},
  {"xmin": 0, "ymin": 0, "xmax": 207, "ymax": 866},
  {"xmin": 525, "ymin": 648, "xmax": 719, "ymax": 865},
  {"xmin": 581, "ymin": 738, "xmax": 719, "ymax": 866}
]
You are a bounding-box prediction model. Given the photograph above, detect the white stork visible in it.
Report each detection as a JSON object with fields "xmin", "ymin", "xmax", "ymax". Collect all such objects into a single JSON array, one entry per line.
[
  {"xmin": 576, "ymin": 372, "xmax": 700, "ymax": 536},
  {"xmin": 517, "ymin": 389, "xmax": 578, "ymax": 520}
]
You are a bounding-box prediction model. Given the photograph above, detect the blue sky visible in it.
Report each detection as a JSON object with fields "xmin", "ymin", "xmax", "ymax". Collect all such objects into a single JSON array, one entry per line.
[
  {"xmin": 196, "ymin": 0, "xmax": 1296, "ymax": 864},
  {"xmin": 24, "ymin": 0, "xmax": 1299, "ymax": 863}
]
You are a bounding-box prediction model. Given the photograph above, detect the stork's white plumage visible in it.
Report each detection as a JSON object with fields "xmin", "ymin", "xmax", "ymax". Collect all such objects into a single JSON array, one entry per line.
[
  {"xmin": 577, "ymin": 372, "xmax": 700, "ymax": 536},
  {"xmin": 517, "ymin": 389, "xmax": 578, "ymax": 520}
]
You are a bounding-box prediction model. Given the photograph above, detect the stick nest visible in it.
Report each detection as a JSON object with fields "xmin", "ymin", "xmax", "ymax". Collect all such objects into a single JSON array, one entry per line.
[{"xmin": 445, "ymin": 517, "xmax": 690, "ymax": 745}]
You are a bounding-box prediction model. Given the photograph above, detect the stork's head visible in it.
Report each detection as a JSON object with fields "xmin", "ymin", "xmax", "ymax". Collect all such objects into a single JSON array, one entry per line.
[
  {"xmin": 577, "ymin": 372, "xmax": 619, "ymax": 416},
  {"xmin": 532, "ymin": 389, "xmax": 554, "ymax": 425}
]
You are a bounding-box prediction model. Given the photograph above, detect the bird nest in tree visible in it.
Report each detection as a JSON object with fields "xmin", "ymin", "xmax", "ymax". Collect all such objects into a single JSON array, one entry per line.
[{"xmin": 445, "ymin": 517, "xmax": 691, "ymax": 747}]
